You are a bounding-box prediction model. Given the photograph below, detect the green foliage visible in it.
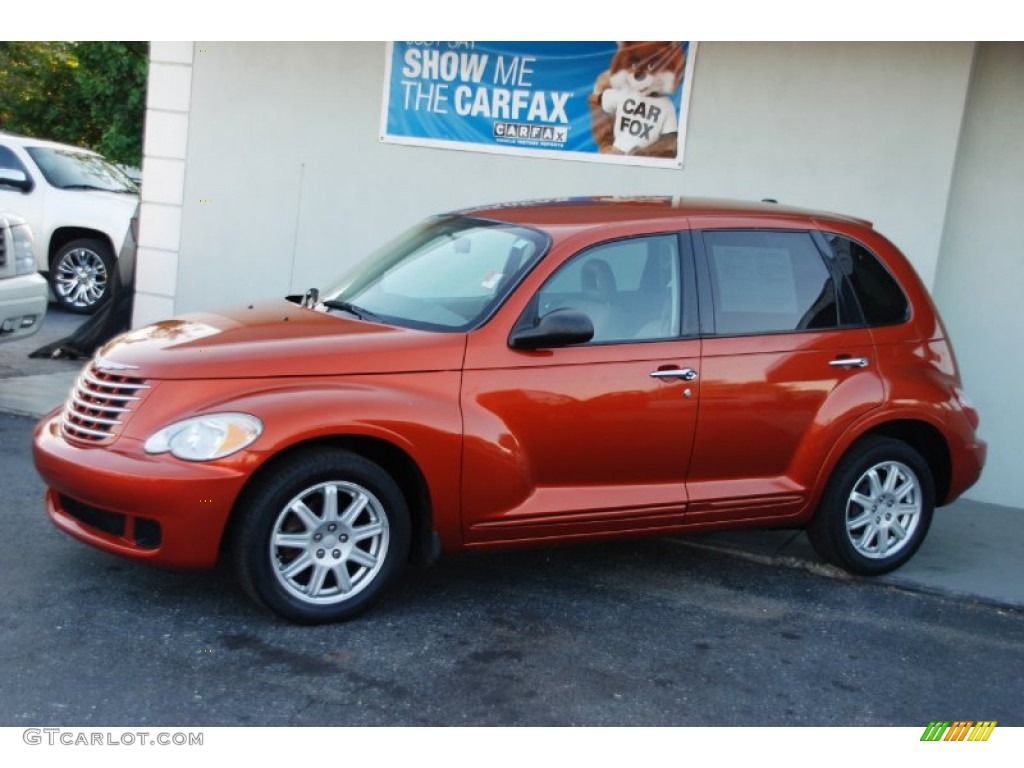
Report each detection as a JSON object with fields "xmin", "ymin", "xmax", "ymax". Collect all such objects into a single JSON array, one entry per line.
[{"xmin": 0, "ymin": 41, "xmax": 148, "ymax": 167}]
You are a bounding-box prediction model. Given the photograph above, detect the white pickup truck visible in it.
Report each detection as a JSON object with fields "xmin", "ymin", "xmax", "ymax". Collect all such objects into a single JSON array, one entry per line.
[{"xmin": 0, "ymin": 132, "xmax": 138, "ymax": 314}]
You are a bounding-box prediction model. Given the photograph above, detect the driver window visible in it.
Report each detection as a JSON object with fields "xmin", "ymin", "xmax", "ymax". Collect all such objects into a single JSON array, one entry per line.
[
  {"xmin": 533, "ymin": 235, "xmax": 680, "ymax": 343},
  {"xmin": 0, "ymin": 145, "xmax": 30, "ymax": 175}
]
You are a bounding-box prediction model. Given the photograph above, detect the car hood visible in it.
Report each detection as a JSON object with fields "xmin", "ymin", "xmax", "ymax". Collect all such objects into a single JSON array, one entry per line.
[
  {"xmin": 94, "ymin": 300, "xmax": 467, "ymax": 380},
  {"xmin": 50, "ymin": 187, "xmax": 139, "ymax": 210}
]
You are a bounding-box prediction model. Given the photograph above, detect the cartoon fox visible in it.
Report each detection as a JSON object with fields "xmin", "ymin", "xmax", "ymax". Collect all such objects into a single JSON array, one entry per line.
[{"xmin": 589, "ymin": 42, "xmax": 686, "ymax": 158}]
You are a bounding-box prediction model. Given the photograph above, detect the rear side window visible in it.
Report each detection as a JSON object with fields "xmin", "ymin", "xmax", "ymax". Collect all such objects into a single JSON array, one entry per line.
[
  {"xmin": 825, "ymin": 234, "xmax": 909, "ymax": 326},
  {"xmin": 703, "ymin": 230, "xmax": 838, "ymax": 335}
]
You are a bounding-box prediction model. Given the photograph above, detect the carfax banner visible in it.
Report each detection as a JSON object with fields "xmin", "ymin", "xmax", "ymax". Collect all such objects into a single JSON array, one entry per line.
[{"xmin": 381, "ymin": 41, "xmax": 696, "ymax": 168}]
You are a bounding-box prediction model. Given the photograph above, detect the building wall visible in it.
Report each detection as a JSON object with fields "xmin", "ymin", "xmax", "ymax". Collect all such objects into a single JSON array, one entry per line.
[
  {"xmin": 136, "ymin": 41, "xmax": 973, "ymax": 320},
  {"xmin": 136, "ymin": 41, "xmax": 1024, "ymax": 506},
  {"xmin": 135, "ymin": 41, "xmax": 194, "ymax": 325},
  {"xmin": 933, "ymin": 43, "xmax": 1024, "ymax": 506}
]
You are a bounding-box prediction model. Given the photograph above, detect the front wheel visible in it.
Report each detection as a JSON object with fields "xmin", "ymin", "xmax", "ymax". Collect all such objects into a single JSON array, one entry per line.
[
  {"xmin": 807, "ymin": 436, "xmax": 934, "ymax": 576},
  {"xmin": 50, "ymin": 238, "xmax": 116, "ymax": 314},
  {"xmin": 232, "ymin": 449, "xmax": 411, "ymax": 623}
]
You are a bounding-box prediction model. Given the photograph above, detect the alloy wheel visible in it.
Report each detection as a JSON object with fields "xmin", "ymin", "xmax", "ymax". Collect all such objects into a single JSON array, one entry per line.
[
  {"xmin": 54, "ymin": 246, "xmax": 109, "ymax": 309},
  {"xmin": 269, "ymin": 480, "xmax": 390, "ymax": 605},
  {"xmin": 844, "ymin": 460, "xmax": 922, "ymax": 560}
]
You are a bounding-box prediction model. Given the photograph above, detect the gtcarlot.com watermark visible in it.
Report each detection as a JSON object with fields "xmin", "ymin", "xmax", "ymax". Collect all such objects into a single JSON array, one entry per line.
[{"xmin": 23, "ymin": 728, "xmax": 203, "ymax": 747}]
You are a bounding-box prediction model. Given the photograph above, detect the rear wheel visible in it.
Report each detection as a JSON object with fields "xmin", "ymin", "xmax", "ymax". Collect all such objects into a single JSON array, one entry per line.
[
  {"xmin": 807, "ymin": 436, "xmax": 934, "ymax": 575},
  {"xmin": 232, "ymin": 449, "xmax": 411, "ymax": 623}
]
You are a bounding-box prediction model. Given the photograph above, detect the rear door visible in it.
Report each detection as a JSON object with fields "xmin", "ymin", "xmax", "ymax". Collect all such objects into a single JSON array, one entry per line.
[{"xmin": 686, "ymin": 227, "xmax": 883, "ymax": 523}]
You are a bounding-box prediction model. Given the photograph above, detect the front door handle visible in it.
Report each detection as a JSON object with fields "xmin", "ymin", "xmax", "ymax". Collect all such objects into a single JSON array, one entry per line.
[
  {"xmin": 829, "ymin": 357, "xmax": 869, "ymax": 369},
  {"xmin": 650, "ymin": 367, "xmax": 698, "ymax": 381}
]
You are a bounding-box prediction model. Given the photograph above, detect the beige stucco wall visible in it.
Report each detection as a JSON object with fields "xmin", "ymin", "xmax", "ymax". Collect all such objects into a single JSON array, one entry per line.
[
  {"xmin": 933, "ymin": 42, "xmax": 1024, "ymax": 506},
  {"xmin": 136, "ymin": 41, "xmax": 1024, "ymax": 506},
  {"xmin": 138, "ymin": 42, "xmax": 973, "ymax": 319}
]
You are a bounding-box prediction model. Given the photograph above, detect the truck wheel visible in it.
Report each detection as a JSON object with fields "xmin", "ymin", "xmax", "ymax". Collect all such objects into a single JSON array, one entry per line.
[{"xmin": 51, "ymin": 238, "xmax": 115, "ymax": 314}]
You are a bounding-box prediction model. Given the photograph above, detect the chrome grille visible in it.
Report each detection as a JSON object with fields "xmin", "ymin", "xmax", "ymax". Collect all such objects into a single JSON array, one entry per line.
[
  {"xmin": 0, "ymin": 227, "xmax": 7, "ymax": 269},
  {"xmin": 61, "ymin": 364, "xmax": 150, "ymax": 442}
]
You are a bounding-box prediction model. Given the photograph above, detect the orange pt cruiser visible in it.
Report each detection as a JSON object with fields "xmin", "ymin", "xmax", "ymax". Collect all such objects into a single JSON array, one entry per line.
[{"xmin": 33, "ymin": 198, "xmax": 986, "ymax": 623}]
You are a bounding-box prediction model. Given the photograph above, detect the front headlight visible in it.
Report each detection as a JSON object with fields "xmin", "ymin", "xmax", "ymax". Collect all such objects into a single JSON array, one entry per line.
[
  {"xmin": 144, "ymin": 413, "xmax": 263, "ymax": 461},
  {"xmin": 11, "ymin": 223, "xmax": 37, "ymax": 275}
]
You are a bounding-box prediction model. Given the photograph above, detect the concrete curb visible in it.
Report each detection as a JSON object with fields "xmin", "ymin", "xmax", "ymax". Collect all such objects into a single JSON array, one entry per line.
[{"xmin": 671, "ymin": 531, "xmax": 1024, "ymax": 613}]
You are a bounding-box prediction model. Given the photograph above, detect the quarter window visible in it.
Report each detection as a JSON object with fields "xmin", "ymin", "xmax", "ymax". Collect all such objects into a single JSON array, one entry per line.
[
  {"xmin": 703, "ymin": 231, "xmax": 838, "ymax": 335},
  {"xmin": 825, "ymin": 234, "xmax": 909, "ymax": 326},
  {"xmin": 529, "ymin": 235, "xmax": 681, "ymax": 343}
]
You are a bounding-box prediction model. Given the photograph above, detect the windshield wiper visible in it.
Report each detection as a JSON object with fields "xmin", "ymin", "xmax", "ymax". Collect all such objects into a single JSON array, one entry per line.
[
  {"xmin": 322, "ymin": 300, "xmax": 383, "ymax": 323},
  {"xmin": 60, "ymin": 183, "xmax": 133, "ymax": 193}
]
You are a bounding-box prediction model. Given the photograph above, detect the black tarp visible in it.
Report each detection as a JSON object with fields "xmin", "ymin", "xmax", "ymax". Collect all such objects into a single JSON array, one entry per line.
[
  {"xmin": 29, "ymin": 272, "xmax": 134, "ymax": 360},
  {"xmin": 30, "ymin": 203, "xmax": 139, "ymax": 360}
]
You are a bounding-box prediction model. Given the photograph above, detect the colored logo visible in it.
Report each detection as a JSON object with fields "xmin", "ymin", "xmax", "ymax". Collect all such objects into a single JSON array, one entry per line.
[{"xmin": 921, "ymin": 721, "xmax": 997, "ymax": 741}]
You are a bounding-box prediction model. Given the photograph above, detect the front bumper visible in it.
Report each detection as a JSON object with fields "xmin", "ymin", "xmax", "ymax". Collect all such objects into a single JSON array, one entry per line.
[
  {"xmin": 0, "ymin": 272, "xmax": 47, "ymax": 342},
  {"xmin": 33, "ymin": 412, "xmax": 262, "ymax": 568}
]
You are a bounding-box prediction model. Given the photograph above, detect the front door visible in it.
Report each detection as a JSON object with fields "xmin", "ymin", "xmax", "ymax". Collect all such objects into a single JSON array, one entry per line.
[{"xmin": 460, "ymin": 233, "xmax": 702, "ymax": 545}]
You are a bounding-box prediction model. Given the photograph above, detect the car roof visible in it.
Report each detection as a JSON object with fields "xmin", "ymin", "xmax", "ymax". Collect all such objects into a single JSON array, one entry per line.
[
  {"xmin": 0, "ymin": 131, "xmax": 99, "ymax": 155},
  {"xmin": 457, "ymin": 196, "xmax": 874, "ymax": 230}
]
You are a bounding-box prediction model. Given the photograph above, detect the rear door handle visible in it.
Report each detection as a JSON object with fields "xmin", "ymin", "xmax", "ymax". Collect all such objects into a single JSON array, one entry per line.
[
  {"xmin": 650, "ymin": 367, "xmax": 698, "ymax": 381},
  {"xmin": 829, "ymin": 357, "xmax": 869, "ymax": 369}
]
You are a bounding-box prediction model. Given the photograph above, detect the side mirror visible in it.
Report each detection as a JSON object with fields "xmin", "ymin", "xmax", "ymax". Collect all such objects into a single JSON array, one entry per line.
[
  {"xmin": 509, "ymin": 308, "xmax": 594, "ymax": 350},
  {"xmin": 0, "ymin": 168, "xmax": 33, "ymax": 193}
]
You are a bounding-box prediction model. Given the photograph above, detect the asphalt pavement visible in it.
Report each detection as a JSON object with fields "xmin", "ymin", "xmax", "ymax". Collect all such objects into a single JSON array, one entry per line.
[{"xmin": 2, "ymin": 306, "xmax": 1022, "ymax": 612}]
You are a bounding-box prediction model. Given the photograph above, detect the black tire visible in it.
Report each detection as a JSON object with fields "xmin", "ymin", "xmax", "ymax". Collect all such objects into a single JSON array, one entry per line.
[
  {"xmin": 807, "ymin": 436, "xmax": 934, "ymax": 576},
  {"xmin": 232, "ymin": 448, "xmax": 411, "ymax": 624},
  {"xmin": 50, "ymin": 237, "xmax": 116, "ymax": 314}
]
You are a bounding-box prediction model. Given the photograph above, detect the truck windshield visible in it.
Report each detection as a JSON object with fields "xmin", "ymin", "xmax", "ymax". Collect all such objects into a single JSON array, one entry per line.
[
  {"xmin": 26, "ymin": 147, "xmax": 137, "ymax": 193},
  {"xmin": 322, "ymin": 215, "xmax": 549, "ymax": 331}
]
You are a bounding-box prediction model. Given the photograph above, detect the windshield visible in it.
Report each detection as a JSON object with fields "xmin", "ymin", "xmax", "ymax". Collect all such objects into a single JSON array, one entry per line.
[
  {"xmin": 26, "ymin": 146, "xmax": 137, "ymax": 193},
  {"xmin": 322, "ymin": 215, "xmax": 549, "ymax": 331}
]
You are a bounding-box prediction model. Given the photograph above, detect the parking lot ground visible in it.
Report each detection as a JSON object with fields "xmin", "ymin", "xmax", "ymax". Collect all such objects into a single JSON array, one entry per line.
[
  {"xmin": 0, "ymin": 305, "xmax": 84, "ymax": 379},
  {"xmin": 0, "ymin": 305, "xmax": 83, "ymax": 417}
]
